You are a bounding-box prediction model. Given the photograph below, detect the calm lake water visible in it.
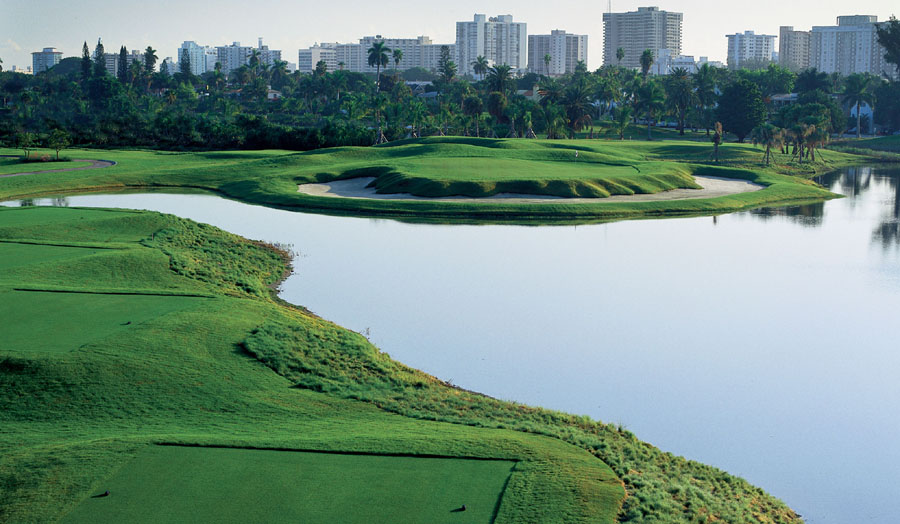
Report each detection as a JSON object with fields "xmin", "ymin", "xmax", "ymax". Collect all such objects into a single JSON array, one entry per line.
[{"xmin": 5, "ymin": 165, "xmax": 899, "ymax": 524}]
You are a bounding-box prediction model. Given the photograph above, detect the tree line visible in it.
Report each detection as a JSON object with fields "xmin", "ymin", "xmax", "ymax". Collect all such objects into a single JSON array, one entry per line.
[{"xmin": 1, "ymin": 19, "xmax": 899, "ymax": 156}]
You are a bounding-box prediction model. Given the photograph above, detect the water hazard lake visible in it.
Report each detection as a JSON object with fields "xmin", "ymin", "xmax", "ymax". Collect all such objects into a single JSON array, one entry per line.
[{"xmin": 7, "ymin": 165, "xmax": 899, "ymax": 524}]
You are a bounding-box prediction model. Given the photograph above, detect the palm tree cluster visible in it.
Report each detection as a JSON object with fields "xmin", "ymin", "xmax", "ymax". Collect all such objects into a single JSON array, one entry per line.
[{"xmin": 3, "ymin": 37, "xmax": 899, "ymax": 154}]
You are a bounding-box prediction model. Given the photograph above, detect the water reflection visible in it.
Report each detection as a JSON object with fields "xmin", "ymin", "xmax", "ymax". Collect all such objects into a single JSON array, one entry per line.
[
  {"xmin": 745, "ymin": 165, "xmax": 900, "ymax": 249},
  {"xmin": 1, "ymin": 164, "xmax": 899, "ymax": 524},
  {"xmin": 748, "ymin": 202, "xmax": 825, "ymax": 227}
]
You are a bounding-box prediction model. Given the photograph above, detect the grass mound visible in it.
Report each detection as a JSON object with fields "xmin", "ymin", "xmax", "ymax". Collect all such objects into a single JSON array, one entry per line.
[{"xmin": 0, "ymin": 137, "xmax": 857, "ymax": 224}]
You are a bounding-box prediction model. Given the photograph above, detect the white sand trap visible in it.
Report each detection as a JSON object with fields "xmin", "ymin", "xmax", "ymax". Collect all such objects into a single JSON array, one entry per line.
[{"xmin": 297, "ymin": 175, "xmax": 764, "ymax": 203}]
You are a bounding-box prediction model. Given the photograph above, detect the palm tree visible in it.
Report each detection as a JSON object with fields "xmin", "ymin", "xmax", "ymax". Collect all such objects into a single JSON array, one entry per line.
[
  {"xmin": 367, "ymin": 41, "xmax": 390, "ymax": 93},
  {"xmin": 487, "ymin": 64, "xmax": 513, "ymax": 96},
  {"xmin": 595, "ymin": 76, "xmax": 621, "ymax": 119},
  {"xmin": 338, "ymin": 61, "xmax": 345, "ymax": 71},
  {"xmin": 392, "ymin": 48, "xmax": 403, "ymax": 79},
  {"xmin": 144, "ymin": 46, "xmax": 158, "ymax": 72},
  {"xmin": 562, "ymin": 80, "xmax": 594, "ymax": 135},
  {"xmin": 543, "ymin": 54, "xmax": 552, "ymax": 75},
  {"xmin": 542, "ymin": 104, "xmax": 568, "ymax": 139},
  {"xmin": 614, "ymin": 105, "xmax": 633, "ymax": 140},
  {"xmin": 634, "ymin": 80, "xmax": 665, "ymax": 140},
  {"xmin": 127, "ymin": 59, "xmax": 144, "ymax": 89},
  {"xmin": 472, "ymin": 56, "xmax": 489, "ymax": 81},
  {"xmin": 616, "ymin": 47, "xmax": 625, "ymax": 65},
  {"xmin": 693, "ymin": 63, "xmax": 717, "ymax": 136},
  {"xmin": 795, "ymin": 68, "xmax": 830, "ymax": 93},
  {"xmin": 712, "ymin": 122, "xmax": 723, "ymax": 163},
  {"xmin": 664, "ymin": 68, "xmax": 695, "ymax": 135},
  {"xmin": 842, "ymin": 73, "xmax": 876, "ymax": 138},
  {"xmin": 750, "ymin": 123, "xmax": 784, "ymax": 166},
  {"xmin": 462, "ymin": 95, "xmax": 484, "ymax": 137},
  {"xmin": 537, "ymin": 77, "xmax": 564, "ymax": 107},
  {"xmin": 639, "ymin": 49, "xmax": 654, "ymax": 79},
  {"xmin": 0, "ymin": 57, "xmax": 4, "ymax": 73},
  {"xmin": 487, "ymin": 91, "xmax": 508, "ymax": 136}
]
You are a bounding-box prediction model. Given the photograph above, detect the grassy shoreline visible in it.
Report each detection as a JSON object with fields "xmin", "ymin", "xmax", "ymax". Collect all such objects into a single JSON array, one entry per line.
[
  {"xmin": 0, "ymin": 205, "xmax": 804, "ymax": 523},
  {"xmin": 0, "ymin": 137, "xmax": 861, "ymax": 224}
]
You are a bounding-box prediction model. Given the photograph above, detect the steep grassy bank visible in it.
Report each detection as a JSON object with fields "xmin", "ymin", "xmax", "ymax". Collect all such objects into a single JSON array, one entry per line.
[
  {"xmin": 0, "ymin": 137, "xmax": 854, "ymax": 223},
  {"xmin": 0, "ymin": 206, "xmax": 801, "ymax": 523}
]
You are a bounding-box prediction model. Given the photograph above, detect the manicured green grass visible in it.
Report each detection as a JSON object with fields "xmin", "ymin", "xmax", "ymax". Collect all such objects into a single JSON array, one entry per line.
[
  {"xmin": 0, "ymin": 158, "xmax": 90, "ymax": 176},
  {"xmin": 0, "ymin": 136, "xmax": 862, "ymax": 223},
  {"xmin": 0, "ymin": 289, "xmax": 205, "ymax": 353},
  {"xmin": 0, "ymin": 207, "xmax": 625, "ymax": 524},
  {"xmin": 838, "ymin": 135, "xmax": 900, "ymax": 153},
  {"xmin": 61, "ymin": 445, "xmax": 514, "ymax": 524},
  {"xmin": 0, "ymin": 242, "xmax": 106, "ymax": 270}
]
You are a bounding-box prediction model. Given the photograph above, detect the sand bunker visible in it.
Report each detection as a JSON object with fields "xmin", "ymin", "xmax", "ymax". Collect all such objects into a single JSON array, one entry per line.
[{"xmin": 297, "ymin": 176, "xmax": 764, "ymax": 203}]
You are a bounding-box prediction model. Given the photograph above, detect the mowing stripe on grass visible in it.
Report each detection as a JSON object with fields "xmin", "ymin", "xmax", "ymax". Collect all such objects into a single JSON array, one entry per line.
[
  {"xmin": 0, "ymin": 290, "xmax": 206, "ymax": 353},
  {"xmin": 61, "ymin": 445, "xmax": 516, "ymax": 524}
]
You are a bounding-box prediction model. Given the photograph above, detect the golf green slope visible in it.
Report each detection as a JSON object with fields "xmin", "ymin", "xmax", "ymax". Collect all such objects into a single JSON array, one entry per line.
[
  {"xmin": 0, "ymin": 205, "xmax": 802, "ymax": 523},
  {"xmin": 0, "ymin": 137, "xmax": 853, "ymax": 223}
]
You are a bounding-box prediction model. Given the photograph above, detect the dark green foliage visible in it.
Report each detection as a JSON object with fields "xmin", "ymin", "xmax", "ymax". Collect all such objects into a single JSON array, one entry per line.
[
  {"xmin": 80, "ymin": 42, "xmax": 91, "ymax": 82},
  {"xmin": 717, "ymin": 79, "xmax": 766, "ymax": 142},
  {"xmin": 92, "ymin": 39, "xmax": 106, "ymax": 78},
  {"xmin": 876, "ymin": 16, "xmax": 900, "ymax": 77},
  {"xmin": 117, "ymin": 46, "xmax": 128, "ymax": 83}
]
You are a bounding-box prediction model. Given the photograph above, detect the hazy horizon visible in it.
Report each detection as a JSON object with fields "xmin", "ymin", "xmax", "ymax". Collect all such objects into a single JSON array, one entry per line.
[{"xmin": 2, "ymin": 0, "xmax": 897, "ymax": 71}]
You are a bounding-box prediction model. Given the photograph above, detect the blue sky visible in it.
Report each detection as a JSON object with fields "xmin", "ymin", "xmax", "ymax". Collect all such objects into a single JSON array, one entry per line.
[{"xmin": 1, "ymin": 0, "xmax": 897, "ymax": 70}]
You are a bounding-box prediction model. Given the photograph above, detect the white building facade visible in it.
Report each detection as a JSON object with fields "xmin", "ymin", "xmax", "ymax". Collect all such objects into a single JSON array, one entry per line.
[
  {"xmin": 811, "ymin": 16, "xmax": 894, "ymax": 78},
  {"xmin": 178, "ymin": 41, "xmax": 217, "ymax": 76},
  {"xmin": 726, "ymin": 31, "xmax": 776, "ymax": 70},
  {"xmin": 298, "ymin": 37, "xmax": 454, "ymax": 74},
  {"xmin": 527, "ymin": 30, "xmax": 587, "ymax": 76},
  {"xmin": 215, "ymin": 38, "xmax": 282, "ymax": 74},
  {"xmin": 456, "ymin": 14, "xmax": 527, "ymax": 76},
  {"xmin": 602, "ymin": 6, "xmax": 682, "ymax": 69}
]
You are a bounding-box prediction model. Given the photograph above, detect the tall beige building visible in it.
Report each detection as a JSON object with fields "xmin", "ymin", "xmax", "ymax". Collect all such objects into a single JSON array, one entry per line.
[
  {"xmin": 527, "ymin": 30, "xmax": 588, "ymax": 76},
  {"xmin": 779, "ymin": 26, "xmax": 810, "ymax": 72},
  {"xmin": 456, "ymin": 14, "xmax": 528, "ymax": 76},
  {"xmin": 778, "ymin": 16, "xmax": 896, "ymax": 80},
  {"xmin": 602, "ymin": 6, "xmax": 682, "ymax": 68}
]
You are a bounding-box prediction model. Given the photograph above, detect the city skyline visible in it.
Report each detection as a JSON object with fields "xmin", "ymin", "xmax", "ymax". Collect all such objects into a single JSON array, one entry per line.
[{"xmin": 1, "ymin": 0, "xmax": 897, "ymax": 70}]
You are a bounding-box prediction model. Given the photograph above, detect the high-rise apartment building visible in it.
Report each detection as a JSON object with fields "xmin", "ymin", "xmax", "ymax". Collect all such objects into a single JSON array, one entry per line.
[
  {"xmin": 455, "ymin": 14, "xmax": 527, "ymax": 76},
  {"xmin": 779, "ymin": 26, "xmax": 810, "ymax": 72},
  {"xmin": 298, "ymin": 36, "xmax": 454, "ymax": 74},
  {"xmin": 215, "ymin": 38, "xmax": 282, "ymax": 74},
  {"xmin": 527, "ymin": 30, "xmax": 587, "ymax": 76},
  {"xmin": 31, "ymin": 47, "xmax": 63, "ymax": 73},
  {"xmin": 298, "ymin": 43, "xmax": 338, "ymax": 73},
  {"xmin": 726, "ymin": 31, "xmax": 776, "ymax": 70},
  {"xmin": 779, "ymin": 16, "xmax": 895, "ymax": 79},
  {"xmin": 810, "ymin": 16, "xmax": 894, "ymax": 78},
  {"xmin": 602, "ymin": 6, "xmax": 682, "ymax": 68},
  {"xmin": 178, "ymin": 41, "xmax": 218, "ymax": 76}
]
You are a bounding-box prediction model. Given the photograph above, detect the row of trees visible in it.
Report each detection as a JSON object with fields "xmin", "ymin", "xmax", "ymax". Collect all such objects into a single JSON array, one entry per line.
[{"xmin": 1, "ymin": 18, "xmax": 899, "ymax": 154}]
